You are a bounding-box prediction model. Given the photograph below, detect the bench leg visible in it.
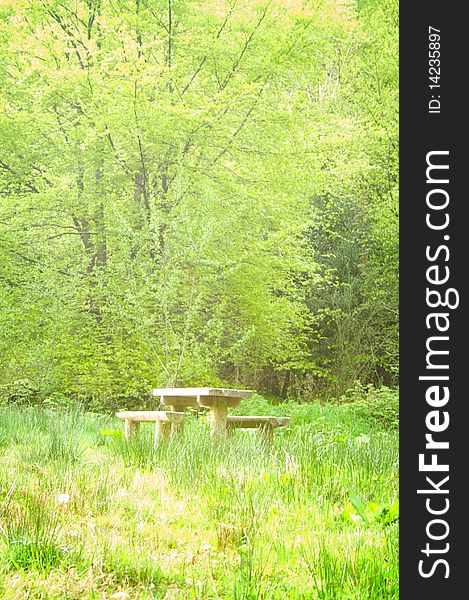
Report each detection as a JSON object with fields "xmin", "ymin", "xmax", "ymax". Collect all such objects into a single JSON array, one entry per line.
[
  {"xmin": 154, "ymin": 420, "xmax": 172, "ymax": 445},
  {"xmin": 124, "ymin": 420, "xmax": 140, "ymax": 439},
  {"xmin": 260, "ymin": 422, "xmax": 274, "ymax": 443},
  {"xmin": 171, "ymin": 405, "xmax": 186, "ymax": 436},
  {"xmin": 210, "ymin": 400, "xmax": 228, "ymax": 440}
]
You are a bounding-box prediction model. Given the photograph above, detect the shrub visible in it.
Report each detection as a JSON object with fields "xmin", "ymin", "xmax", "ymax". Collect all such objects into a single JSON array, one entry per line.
[
  {"xmin": 337, "ymin": 382, "xmax": 399, "ymax": 429},
  {"xmin": 0, "ymin": 379, "xmax": 40, "ymax": 406}
]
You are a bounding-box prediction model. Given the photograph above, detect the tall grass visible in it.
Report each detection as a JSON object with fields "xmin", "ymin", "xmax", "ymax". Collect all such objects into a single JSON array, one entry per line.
[
  {"xmin": 0, "ymin": 488, "xmax": 71, "ymax": 573},
  {"xmin": 0, "ymin": 400, "xmax": 398, "ymax": 599}
]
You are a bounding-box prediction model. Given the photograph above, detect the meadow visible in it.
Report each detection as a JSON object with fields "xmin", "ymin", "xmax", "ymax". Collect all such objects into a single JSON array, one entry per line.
[{"xmin": 0, "ymin": 396, "xmax": 398, "ymax": 599}]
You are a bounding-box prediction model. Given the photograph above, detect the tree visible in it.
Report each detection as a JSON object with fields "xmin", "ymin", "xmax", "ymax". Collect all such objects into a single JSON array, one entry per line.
[{"xmin": 0, "ymin": 0, "xmax": 399, "ymax": 405}]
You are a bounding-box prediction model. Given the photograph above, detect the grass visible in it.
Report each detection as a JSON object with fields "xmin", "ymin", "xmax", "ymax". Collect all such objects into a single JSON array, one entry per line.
[{"xmin": 0, "ymin": 398, "xmax": 398, "ymax": 599}]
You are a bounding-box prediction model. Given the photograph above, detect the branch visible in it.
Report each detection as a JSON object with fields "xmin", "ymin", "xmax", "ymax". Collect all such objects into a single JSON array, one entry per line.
[
  {"xmin": 220, "ymin": 2, "xmax": 270, "ymax": 91},
  {"xmin": 0, "ymin": 160, "xmax": 40, "ymax": 193},
  {"xmin": 140, "ymin": 0, "xmax": 170, "ymax": 34},
  {"xmin": 45, "ymin": 7, "xmax": 87, "ymax": 70},
  {"xmin": 46, "ymin": 231, "xmax": 97, "ymax": 241},
  {"xmin": 55, "ymin": 2, "xmax": 87, "ymax": 29},
  {"xmin": 181, "ymin": 0, "xmax": 239, "ymax": 96},
  {"xmin": 6, "ymin": 248, "xmax": 71, "ymax": 277},
  {"xmin": 213, "ymin": 101, "xmax": 257, "ymax": 163}
]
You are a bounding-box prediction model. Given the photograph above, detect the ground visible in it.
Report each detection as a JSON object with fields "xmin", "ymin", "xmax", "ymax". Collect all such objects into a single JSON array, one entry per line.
[{"xmin": 0, "ymin": 399, "xmax": 398, "ymax": 599}]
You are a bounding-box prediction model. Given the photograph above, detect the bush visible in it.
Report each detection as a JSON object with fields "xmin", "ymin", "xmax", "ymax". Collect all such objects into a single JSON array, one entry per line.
[
  {"xmin": 230, "ymin": 392, "xmax": 374, "ymax": 435},
  {"xmin": 0, "ymin": 379, "xmax": 40, "ymax": 406},
  {"xmin": 336, "ymin": 382, "xmax": 399, "ymax": 429}
]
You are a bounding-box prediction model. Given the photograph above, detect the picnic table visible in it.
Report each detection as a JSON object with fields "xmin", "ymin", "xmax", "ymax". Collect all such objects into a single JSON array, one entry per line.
[
  {"xmin": 116, "ymin": 387, "xmax": 291, "ymax": 444},
  {"xmin": 152, "ymin": 387, "xmax": 253, "ymax": 438}
]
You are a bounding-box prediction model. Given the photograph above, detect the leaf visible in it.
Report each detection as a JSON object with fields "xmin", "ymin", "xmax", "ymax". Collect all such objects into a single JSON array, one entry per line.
[
  {"xmin": 349, "ymin": 491, "xmax": 369, "ymax": 524},
  {"xmin": 381, "ymin": 499, "xmax": 399, "ymax": 524},
  {"xmin": 99, "ymin": 429, "xmax": 123, "ymax": 438},
  {"xmin": 389, "ymin": 499, "xmax": 399, "ymax": 519},
  {"xmin": 366, "ymin": 501, "xmax": 379, "ymax": 515}
]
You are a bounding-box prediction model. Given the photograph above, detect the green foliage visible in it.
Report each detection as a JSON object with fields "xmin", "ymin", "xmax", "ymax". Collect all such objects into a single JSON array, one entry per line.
[
  {"xmin": 99, "ymin": 429, "xmax": 123, "ymax": 438},
  {"xmin": 0, "ymin": 0, "xmax": 398, "ymax": 406},
  {"xmin": 0, "ymin": 379, "xmax": 40, "ymax": 406},
  {"xmin": 342, "ymin": 492, "xmax": 398, "ymax": 528},
  {"xmin": 231, "ymin": 392, "xmax": 382, "ymax": 434},
  {"xmin": 100, "ymin": 546, "xmax": 165, "ymax": 589},
  {"xmin": 300, "ymin": 532, "xmax": 399, "ymax": 600},
  {"xmin": 1, "ymin": 404, "xmax": 398, "ymax": 597},
  {"xmin": 337, "ymin": 382, "xmax": 399, "ymax": 429},
  {"xmin": 0, "ymin": 491, "xmax": 71, "ymax": 573}
]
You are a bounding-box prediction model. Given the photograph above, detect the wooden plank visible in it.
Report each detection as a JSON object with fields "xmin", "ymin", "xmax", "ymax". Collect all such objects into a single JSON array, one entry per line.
[
  {"xmin": 152, "ymin": 387, "xmax": 253, "ymax": 398},
  {"xmin": 226, "ymin": 416, "xmax": 291, "ymax": 428},
  {"xmin": 160, "ymin": 396, "xmax": 199, "ymax": 408},
  {"xmin": 198, "ymin": 396, "xmax": 242, "ymax": 409},
  {"xmin": 116, "ymin": 411, "xmax": 185, "ymax": 423}
]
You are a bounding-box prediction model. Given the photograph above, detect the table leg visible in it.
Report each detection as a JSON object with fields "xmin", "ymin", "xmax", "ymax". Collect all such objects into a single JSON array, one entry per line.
[
  {"xmin": 125, "ymin": 420, "xmax": 139, "ymax": 439},
  {"xmin": 154, "ymin": 420, "xmax": 171, "ymax": 444},
  {"xmin": 172, "ymin": 405, "xmax": 185, "ymax": 436},
  {"xmin": 210, "ymin": 399, "xmax": 228, "ymax": 439}
]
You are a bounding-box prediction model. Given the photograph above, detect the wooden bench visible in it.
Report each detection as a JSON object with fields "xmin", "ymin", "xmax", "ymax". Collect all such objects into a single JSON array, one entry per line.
[
  {"xmin": 226, "ymin": 416, "xmax": 291, "ymax": 440},
  {"xmin": 115, "ymin": 411, "xmax": 185, "ymax": 444}
]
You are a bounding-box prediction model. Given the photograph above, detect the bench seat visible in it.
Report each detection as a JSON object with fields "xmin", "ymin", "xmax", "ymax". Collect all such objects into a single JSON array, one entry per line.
[
  {"xmin": 226, "ymin": 415, "xmax": 291, "ymax": 439},
  {"xmin": 115, "ymin": 410, "xmax": 185, "ymax": 443}
]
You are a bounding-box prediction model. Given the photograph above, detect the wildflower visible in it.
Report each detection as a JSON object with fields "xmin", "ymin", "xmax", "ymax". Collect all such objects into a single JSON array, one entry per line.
[
  {"xmin": 56, "ymin": 493, "xmax": 70, "ymax": 504},
  {"xmin": 199, "ymin": 542, "xmax": 214, "ymax": 553},
  {"xmin": 355, "ymin": 434, "xmax": 371, "ymax": 444}
]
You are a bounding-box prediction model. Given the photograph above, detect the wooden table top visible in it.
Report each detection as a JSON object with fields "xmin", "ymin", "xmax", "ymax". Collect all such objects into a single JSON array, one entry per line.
[{"xmin": 152, "ymin": 387, "xmax": 253, "ymax": 398}]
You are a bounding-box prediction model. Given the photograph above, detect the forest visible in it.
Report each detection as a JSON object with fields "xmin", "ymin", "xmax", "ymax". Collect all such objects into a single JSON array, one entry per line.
[
  {"xmin": 0, "ymin": 0, "xmax": 398, "ymax": 410},
  {"xmin": 0, "ymin": 2, "xmax": 399, "ymax": 598}
]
